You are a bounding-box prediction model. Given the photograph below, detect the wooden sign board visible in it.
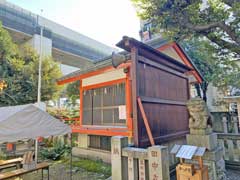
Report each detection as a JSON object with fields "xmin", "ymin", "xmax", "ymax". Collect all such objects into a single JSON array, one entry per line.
[
  {"xmin": 176, "ymin": 145, "xmax": 198, "ymax": 159},
  {"xmin": 171, "ymin": 144, "xmax": 206, "ymax": 159},
  {"xmin": 195, "ymin": 147, "xmax": 206, "ymax": 157}
]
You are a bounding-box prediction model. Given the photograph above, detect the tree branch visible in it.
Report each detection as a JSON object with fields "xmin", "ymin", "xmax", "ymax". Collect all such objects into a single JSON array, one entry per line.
[
  {"xmin": 222, "ymin": 0, "xmax": 239, "ymax": 7},
  {"xmin": 203, "ymin": 33, "xmax": 240, "ymax": 55},
  {"xmin": 181, "ymin": 18, "xmax": 240, "ymax": 45}
]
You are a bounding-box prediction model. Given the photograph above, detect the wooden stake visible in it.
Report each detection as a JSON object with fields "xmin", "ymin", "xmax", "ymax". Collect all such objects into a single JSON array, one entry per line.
[{"xmin": 137, "ymin": 97, "xmax": 155, "ymax": 146}]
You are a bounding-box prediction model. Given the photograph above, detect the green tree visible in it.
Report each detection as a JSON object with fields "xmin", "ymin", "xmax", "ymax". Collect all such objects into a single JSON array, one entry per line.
[
  {"xmin": 66, "ymin": 81, "xmax": 80, "ymax": 105},
  {"xmin": 181, "ymin": 38, "xmax": 240, "ymax": 101},
  {"xmin": 0, "ymin": 23, "xmax": 62, "ymax": 106},
  {"xmin": 132, "ymin": 0, "xmax": 240, "ymax": 56}
]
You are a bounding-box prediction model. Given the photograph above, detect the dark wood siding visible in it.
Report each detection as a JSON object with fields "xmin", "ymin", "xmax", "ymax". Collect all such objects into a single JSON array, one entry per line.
[{"xmin": 136, "ymin": 56, "xmax": 189, "ymax": 147}]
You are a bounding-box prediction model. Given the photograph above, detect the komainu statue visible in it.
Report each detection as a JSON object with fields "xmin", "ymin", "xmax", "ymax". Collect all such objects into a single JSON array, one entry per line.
[{"xmin": 187, "ymin": 97, "xmax": 212, "ymax": 130}]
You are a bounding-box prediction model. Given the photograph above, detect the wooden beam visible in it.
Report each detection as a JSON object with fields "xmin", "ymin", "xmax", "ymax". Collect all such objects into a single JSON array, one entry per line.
[
  {"xmin": 138, "ymin": 56, "xmax": 188, "ymax": 80},
  {"xmin": 126, "ymin": 68, "xmax": 133, "ymax": 132},
  {"xmin": 79, "ymin": 80, "xmax": 83, "ymax": 127},
  {"xmin": 172, "ymin": 43, "xmax": 203, "ymax": 83},
  {"xmin": 71, "ymin": 126, "xmax": 131, "ymax": 137},
  {"xmin": 141, "ymin": 96, "xmax": 187, "ymax": 106},
  {"xmin": 130, "ymin": 46, "xmax": 140, "ymax": 147},
  {"xmin": 137, "ymin": 97, "xmax": 155, "ymax": 146}
]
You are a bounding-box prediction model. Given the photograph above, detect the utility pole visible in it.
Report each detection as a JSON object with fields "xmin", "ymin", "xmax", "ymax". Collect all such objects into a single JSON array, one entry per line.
[
  {"xmin": 36, "ymin": 9, "xmax": 43, "ymax": 163},
  {"xmin": 37, "ymin": 9, "xmax": 43, "ymax": 104}
]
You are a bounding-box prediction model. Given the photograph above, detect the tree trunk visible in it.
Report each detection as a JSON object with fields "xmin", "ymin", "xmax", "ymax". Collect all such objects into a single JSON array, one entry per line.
[
  {"xmin": 194, "ymin": 84, "xmax": 202, "ymax": 98},
  {"xmin": 200, "ymin": 82, "xmax": 208, "ymax": 102}
]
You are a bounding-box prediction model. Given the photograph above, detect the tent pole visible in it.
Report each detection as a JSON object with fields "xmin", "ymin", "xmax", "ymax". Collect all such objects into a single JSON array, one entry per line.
[{"xmin": 35, "ymin": 138, "xmax": 38, "ymax": 163}]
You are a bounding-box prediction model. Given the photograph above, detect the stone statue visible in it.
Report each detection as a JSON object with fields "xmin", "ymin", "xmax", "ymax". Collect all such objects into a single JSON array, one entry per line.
[{"xmin": 187, "ymin": 97, "xmax": 212, "ymax": 130}]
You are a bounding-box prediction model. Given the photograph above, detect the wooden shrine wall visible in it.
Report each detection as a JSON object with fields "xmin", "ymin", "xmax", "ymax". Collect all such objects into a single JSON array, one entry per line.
[{"xmin": 136, "ymin": 55, "xmax": 190, "ymax": 147}]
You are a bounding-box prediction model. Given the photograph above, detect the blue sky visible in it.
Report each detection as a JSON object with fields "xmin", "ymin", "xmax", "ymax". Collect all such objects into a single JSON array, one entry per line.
[{"xmin": 8, "ymin": 0, "xmax": 140, "ymax": 47}]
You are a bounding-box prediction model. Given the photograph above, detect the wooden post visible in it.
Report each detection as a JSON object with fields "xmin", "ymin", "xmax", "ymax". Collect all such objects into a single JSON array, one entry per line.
[
  {"xmin": 111, "ymin": 136, "xmax": 128, "ymax": 180},
  {"xmin": 130, "ymin": 46, "xmax": 139, "ymax": 147},
  {"xmin": 79, "ymin": 80, "xmax": 83, "ymax": 126},
  {"xmin": 148, "ymin": 146, "xmax": 170, "ymax": 180}
]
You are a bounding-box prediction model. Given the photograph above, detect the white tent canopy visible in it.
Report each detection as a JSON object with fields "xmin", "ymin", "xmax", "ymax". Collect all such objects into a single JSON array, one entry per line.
[{"xmin": 0, "ymin": 104, "xmax": 71, "ymax": 144}]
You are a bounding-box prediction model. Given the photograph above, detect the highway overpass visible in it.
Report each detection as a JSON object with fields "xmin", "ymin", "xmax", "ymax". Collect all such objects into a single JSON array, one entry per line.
[{"xmin": 0, "ymin": 0, "xmax": 116, "ymax": 74}]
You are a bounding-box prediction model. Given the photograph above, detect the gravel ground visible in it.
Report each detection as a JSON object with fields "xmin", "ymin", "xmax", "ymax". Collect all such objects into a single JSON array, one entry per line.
[
  {"xmin": 226, "ymin": 169, "xmax": 240, "ymax": 180},
  {"xmin": 21, "ymin": 162, "xmax": 107, "ymax": 180},
  {"xmin": 3, "ymin": 162, "xmax": 240, "ymax": 180},
  {"xmin": 2, "ymin": 160, "xmax": 109, "ymax": 180}
]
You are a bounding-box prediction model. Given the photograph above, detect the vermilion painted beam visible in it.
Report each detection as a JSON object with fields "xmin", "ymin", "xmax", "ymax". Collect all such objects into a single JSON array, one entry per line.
[
  {"xmin": 172, "ymin": 43, "xmax": 203, "ymax": 83},
  {"xmin": 157, "ymin": 42, "xmax": 175, "ymax": 51},
  {"xmin": 137, "ymin": 97, "xmax": 155, "ymax": 146},
  {"xmin": 71, "ymin": 126, "xmax": 132, "ymax": 137}
]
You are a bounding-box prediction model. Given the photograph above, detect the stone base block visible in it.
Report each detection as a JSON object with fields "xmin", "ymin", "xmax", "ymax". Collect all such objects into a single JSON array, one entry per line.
[
  {"xmin": 186, "ymin": 133, "xmax": 217, "ymax": 150},
  {"xmin": 190, "ymin": 128, "xmax": 213, "ymax": 135},
  {"xmin": 76, "ymin": 134, "xmax": 89, "ymax": 148},
  {"xmin": 203, "ymin": 147, "xmax": 223, "ymax": 162},
  {"xmin": 72, "ymin": 147, "xmax": 111, "ymax": 163}
]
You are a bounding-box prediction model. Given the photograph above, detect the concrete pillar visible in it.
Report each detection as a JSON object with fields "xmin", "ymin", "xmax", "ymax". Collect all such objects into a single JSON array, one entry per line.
[
  {"xmin": 138, "ymin": 159, "xmax": 146, "ymax": 180},
  {"xmin": 27, "ymin": 34, "xmax": 52, "ymax": 57},
  {"xmin": 148, "ymin": 146, "xmax": 170, "ymax": 180},
  {"xmin": 222, "ymin": 116, "xmax": 228, "ymax": 133},
  {"xmin": 111, "ymin": 136, "xmax": 128, "ymax": 180},
  {"xmin": 237, "ymin": 102, "xmax": 240, "ymax": 128},
  {"xmin": 232, "ymin": 116, "xmax": 239, "ymax": 134},
  {"xmin": 77, "ymin": 134, "xmax": 89, "ymax": 148}
]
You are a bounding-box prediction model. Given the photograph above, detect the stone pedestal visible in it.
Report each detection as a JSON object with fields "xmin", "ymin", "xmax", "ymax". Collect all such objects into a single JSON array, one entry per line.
[
  {"xmin": 187, "ymin": 130, "xmax": 226, "ymax": 180},
  {"xmin": 77, "ymin": 134, "xmax": 89, "ymax": 148}
]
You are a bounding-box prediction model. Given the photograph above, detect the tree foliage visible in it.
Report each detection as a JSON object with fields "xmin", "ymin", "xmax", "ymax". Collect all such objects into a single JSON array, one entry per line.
[
  {"xmin": 132, "ymin": 0, "xmax": 240, "ymax": 57},
  {"xmin": 0, "ymin": 23, "xmax": 62, "ymax": 106},
  {"xmin": 181, "ymin": 37, "xmax": 240, "ymax": 100},
  {"xmin": 66, "ymin": 81, "xmax": 80, "ymax": 105}
]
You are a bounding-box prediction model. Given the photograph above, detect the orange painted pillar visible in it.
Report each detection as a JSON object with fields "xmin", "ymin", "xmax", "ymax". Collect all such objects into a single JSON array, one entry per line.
[
  {"xmin": 6, "ymin": 143, "xmax": 13, "ymax": 151},
  {"xmin": 38, "ymin": 137, "xmax": 43, "ymax": 143}
]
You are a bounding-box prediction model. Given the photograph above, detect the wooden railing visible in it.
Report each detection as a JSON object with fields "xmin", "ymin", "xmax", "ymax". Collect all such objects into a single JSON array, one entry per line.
[{"xmin": 217, "ymin": 133, "xmax": 240, "ymax": 169}]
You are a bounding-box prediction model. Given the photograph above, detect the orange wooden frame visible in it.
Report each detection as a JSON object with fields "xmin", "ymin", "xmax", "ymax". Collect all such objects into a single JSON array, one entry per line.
[
  {"xmin": 172, "ymin": 43, "xmax": 203, "ymax": 83},
  {"xmin": 72, "ymin": 126, "xmax": 132, "ymax": 136},
  {"xmin": 73, "ymin": 66, "xmax": 133, "ymax": 137}
]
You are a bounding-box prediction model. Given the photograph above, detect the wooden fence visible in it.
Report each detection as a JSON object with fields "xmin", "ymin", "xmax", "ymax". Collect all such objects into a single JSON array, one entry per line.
[{"xmin": 111, "ymin": 136, "xmax": 170, "ymax": 180}]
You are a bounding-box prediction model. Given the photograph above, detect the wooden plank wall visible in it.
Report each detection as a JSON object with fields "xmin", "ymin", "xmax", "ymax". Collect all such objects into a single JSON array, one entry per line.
[{"xmin": 136, "ymin": 55, "xmax": 189, "ymax": 147}]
